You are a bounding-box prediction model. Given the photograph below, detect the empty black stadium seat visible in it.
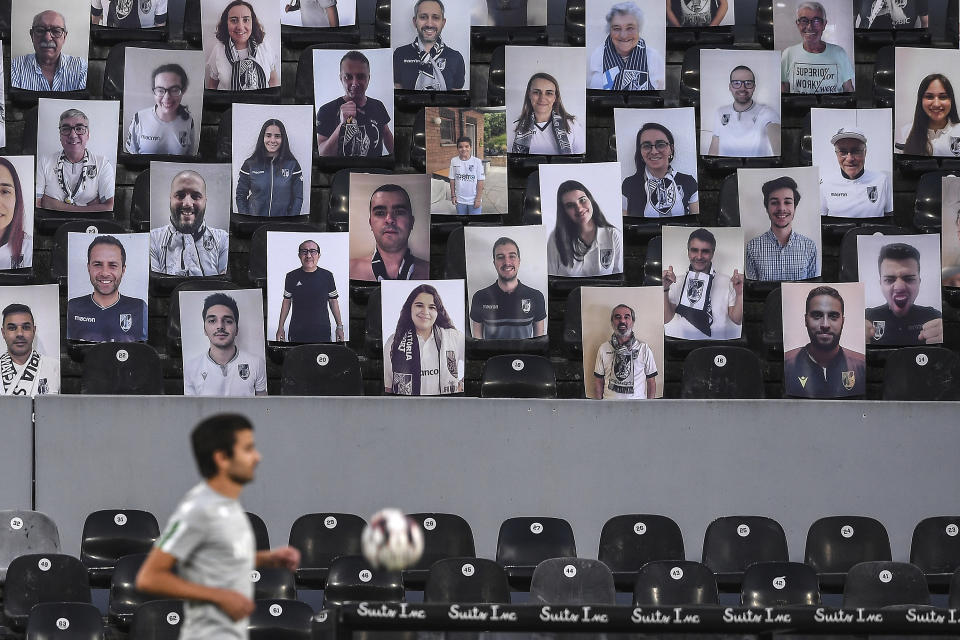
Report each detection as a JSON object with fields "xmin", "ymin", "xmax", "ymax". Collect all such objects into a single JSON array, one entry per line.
[
  {"xmin": 403, "ymin": 513, "xmax": 476, "ymax": 588},
  {"xmin": 562, "ymin": 288, "xmax": 582, "ymax": 357},
  {"xmin": 882, "ymin": 347, "xmax": 960, "ymax": 401},
  {"xmin": 322, "ymin": 555, "xmax": 404, "ymax": 606},
  {"xmin": 678, "ymin": 46, "xmax": 702, "ymax": 108},
  {"xmin": 51, "ymin": 220, "xmax": 128, "ymax": 285},
  {"xmin": 130, "ymin": 169, "xmax": 151, "ymax": 232},
  {"xmin": 252, "ymin": 567, "xmax": 298, "ymax": 601},
  {"xmin": 598, "ymin": 514, "xmax": 685, "ymax": 590},
  {"xmin": 480, "ymin": 354, "xmax": 557, "ymax": 398},
  {"xmin": 487, "ymin": 46, "xmax": 505, "ymax": 106},
  {"xmin": 374, "ymin": 0, "xmax": 390, "ymax": 46},
  {"xmin": 912, "ymin": 517, "xmax": 960, "ymax": 590},
  {"xmin": 872, "ymin": 45, "xmax": 896, "ymax": 108},
  {"xmin": 80, "ymin": 509, "xmax": 159, "ymax": 587},
  {"xmin": 681, "ymin": 346, "xmax": 765, "ymax": 399},
  {"xmin": 128, "ymin": 599, "xmax": 184, "ymax": 640},
  {"xmin": 702, "ymin": 516, "xmax": 788, "ymax": 589},
  {"xmin": 717, "ymin": 173, "xmax": 740, "ymax": 227},
  {"xmin": 280, "ymin": 344, "xmax": 363, "ymax": 396},
  {"xmin": 761, "ymin": 286, "xmax": 783, "ymax": 354},
  {"xmin": 564, "ymin": 0, "xmax": 585, "ymax": 45},
  {"xmin": 248, "ymin": 512, "xmax": 270, "ymax": 550},
  {"xmin": 914, "ymin": 171, "xmax": 949, "ymax": 233},
  {"xmin": 289, "ymin": 512, "xmax": 365, "ymax": 589},
  {"xmin": 0, "ymin": 510, "xmax": 61, "ymax": 582},
  {"xmin": 632, "ymin": 560, "xmax": 718, "ymax": 605},
  {"xmin": 248, "ymin": 222, "xmax": 323, "ymax": 287},
  {"xmin": 741, "ymin": 561, "xmax": 820, "ymax": 606},
  {"xmin": 496, "ymin": 516, "xmax": 576, "ymax": 589},
  {"xmin": 328, "ymin": 168, "xmax": 394, "ymax": 232},
  {"xmin": 423, "ymin": 557, "xmax": 511, "ymax": 603},
  {"xmin": 443, "ymin": 225, "xmax": 466, "ymax": 279},
  {"xmin": 521, "ymin": 170, "xmax": 541, "ymax": 225},
  {"xmin": 4, "ymin": 553, "xmax": 91, "ymax": 631},
  {"xmin": 805, "ymin": 516, "xmax": 892, "ymax": 591},
  {"xmin": 81, "ymin": 342, "xmax": 164, "ymax": 395},
  {"xmin": 182, "ymin": 0, "xmax": 201, "ymax": 46},
  {"xmin": 363, "ymin": 287, "xmax": 382, "ymax": 356},
  {"xmin": 530, "ymin": 557, "xmax": 616, "ymax": 605},
  {"xmin": 642, "ymin": 235, "xmax": 662, "ymax": 287},
  {"xmin": 26, "ymin": 602, "xmax": 103, "ymax": 640},
  {"xmin": 107, "ymin": 553, "xmax": 150, "ymax": 629},
  {"xmin": 842, "ymin": 561, "xmax": 930, "ymax": 608},
  {"xmin": 249, "ymin": 598, "xmax": 313, "ymax": 640}
]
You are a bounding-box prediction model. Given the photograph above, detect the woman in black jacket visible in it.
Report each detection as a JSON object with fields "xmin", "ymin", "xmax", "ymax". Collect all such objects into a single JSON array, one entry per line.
[{"xmin": 236, "ymin": 119, "xmax": 304, "ymax": 216}]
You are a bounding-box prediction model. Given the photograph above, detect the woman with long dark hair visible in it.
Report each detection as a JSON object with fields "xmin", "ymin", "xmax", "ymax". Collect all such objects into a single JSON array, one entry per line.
[
  {"xmin": 547, "ymin": 180, "xmax": 622, "ymax": 277},
  {"xmin": 0, "ymin": 158, "xmax": 31, "ymax": 270},
  {"xmin": 125, "ymin": 63, "xmax": 198, "ymax": 156},
  {"xmin": 383, "ymin": 283, "xmax": 464, "ymax": 395},
  {"xmin": 899, "ymin": 73, "xmax": 960, "ymax": 156},
  {"xmin": 621, "ymin": 122, "xmax": 699, "ymax": 217},
  {"xmin": 236, "ymin": 119, "xmax": 304, "ymax": 217},
  {"xmin": 206, "ymin": 0, "xmax": 280, "ymax": 90},
  {"xmin": 511, "ymin": 72, "xmax": 585, "ymax": 155}
]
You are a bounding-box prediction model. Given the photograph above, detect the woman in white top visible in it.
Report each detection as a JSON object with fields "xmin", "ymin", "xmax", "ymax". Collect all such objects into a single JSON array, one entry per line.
[
  {"xmin": 548, "ymin": 180, "xmax": 623, "ymax": 277},
  {"xmin": 206, "ymin": 0, "xmax": 280, "ymax": 91},
  {"xmin": 125, "ymin": 63, "xmax": 199, "ymax": 156},
  {"xmin": 0, "ymin": 158, "xmax": 32, "ymax": 270},
  {"xmin": 511, "ymin": 72, "xmax": 585, "ymax": 155},
  {"xmin": 383, "ymin": 284, "xmax": 465, "ymax": 396},
  {"xmin": 898, "ymin": 73, "xmax": 960, "ymax": 156}
]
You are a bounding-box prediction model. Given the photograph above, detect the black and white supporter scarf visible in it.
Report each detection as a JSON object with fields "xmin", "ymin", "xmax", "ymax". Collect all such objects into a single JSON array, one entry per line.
[
  {"xmin": 0, "ymin": 349, "xmax": 42, "ymax": 396},
  {"xmin": 107, "ymin": 0, "xmax": 145, "ymax": 28},
  {"xmin": 676, "ymin": 267, "xmax": 714, "ymax": 336},
  {"xmin": 601, "ymin": 36, "xmax": 651, "ymax": 91},
  {"xmin": 512, "ymin": 111, "xmax": 572, "ymax": 155},
  {"xmin": 57, "ymin": 150, "xmax": 92, "ymax": 205},
  {"xmin": 413, "ymin": 37, "xmax": 448, "ymax": 91},
  {"xmin": 391, "ymin": 328, "xmax": 438, "ymax": 395},
  {"xmin": 645, "ymin": 167, "xmax": 680, "ymax": 217},
  {"xmin": 608, "ymin": 333, "xmax": 641, "ymax": 395},
  {"xmin": 371, "ymin": 248, "xmax": 416, "ymax": 281},
  {"xmin": 226, "ymin": 38, "xmax": 267, "ymax": 91}
]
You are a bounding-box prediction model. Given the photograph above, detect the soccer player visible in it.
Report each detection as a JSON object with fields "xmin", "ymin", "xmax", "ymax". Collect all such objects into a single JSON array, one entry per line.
[
  {"xmin": 781, "ymin": 1, "xmax": 855, "ymax": 94},
  {"xmin": 593, "ymin": 304, "xmax": 657, "ymax": 399},
  {"xmin": 448, "ymin": 137, "xmax": 484, "ymax": 215},
  {"xmin": 469, "ymin": 236, "xmax": 546, "ymax": 339},
  {"xmin": 150, "ymin": 169, "xmax": 229, "ymax": 276},
  {"xmin": 183, "ymin": 293, "xmax": 267, "ymax": 397},
  {"xmin": 137, "ymin": 414, "xmax": 300, "ymax": 639},
  {"xmin": 91, "ymin": 0, "xmax": 168, "ymax": 28},
  {"xmin": 745, "ymin": 175, "xmax": 819, "ymax": 281},
  {"xmin": 276, "ymin": 239, "xmax": 344, "ymax": 343},
  {"xmin": 1, "ymin": 303, "xmax": 59, "ymax": 396},
  {"xmin": 36, "ymin": 109, "xmax": 115, "ymax": 212},
  {"xmin": 820, "ymin": 127, "xmax": 892, "ymax": 218},
  {"xmin": 316, "ymin": 51, "xmax": 394, "ymax": 157},
  {"xmin": 66, "ymin": 235, "xmax": 147, "ymax": 342},
  {"xmin": 349, "ymin": 184, "xmax": 429, "ymax": 281},
  {"xmin": 707, "ymin": 65, "xmax": 781, "ymax": 157},
  {"xmin": 865, "ymin": 242, "xmax": 942, "ymax": 345},
  {"xmin": 11, "ymin": 10, "xmax": 87, "ymax": 91},
  {"xmin": 393, "ymin": 0, "xmax": 465, "ymax": 91}
]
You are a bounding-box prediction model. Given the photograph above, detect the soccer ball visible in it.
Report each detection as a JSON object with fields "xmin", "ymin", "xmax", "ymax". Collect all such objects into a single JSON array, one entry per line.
[{"xmin": 360, "ymin": 508, "xmax": 424, "ymax": 570}]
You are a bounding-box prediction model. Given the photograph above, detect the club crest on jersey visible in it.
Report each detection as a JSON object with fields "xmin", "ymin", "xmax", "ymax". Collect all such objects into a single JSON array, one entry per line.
[
  {"xmin": 84, "ymin": 166, "xmax": 98, "ymax": 179},
  {"xmin": 446, "ymin": 350, "xmax": 458, "ymax": 377},
  {"xmin": 952, "ymin": 137, "xmax": 960, "ymax": 157},
  {"xmin": 867, "ymin": 186, "xmax": 878, "ymax": 203},
  {"xmin": 179, "ymin": 131, "xmax": 189, "ymax": 147},
  {"xmin": 436, "ymin": 59, "xmax": 446, "ymax": 71},
  {"xmin": 281, "ymin": 168, "xmax": 290, "ymax": 178},
  {"xmin": 600, "ymin": 249, "xmax": 613, "ymax": 269},
  {"xmin": 721, "ymin": 114, "xmax": 730, "ymax": 126},
  {"xmin": 842, "ymin": 370, "xmax": 856, "ymax": 390},
  {"xmin": 798, "ymin": 376, "xmax": 808, "ymax": 388},
  {"xmin": 119, "ymin": 314, "xmax": 132, "ymax": 332},
  {"xmin": 238, "ymin": 363, "xmax": 250, "ymax": 380},
  {"xmin": 394, "ymin": 373, "xmax": 413, "ymax": 395},
  {"xmin": 872, "ymin": 320, "xmax": 885, "ymax": 340},
  {"xmin": 521, "ymin": 298, "xmax": 532, "ymax": 313},
  {"xmin": 686, "ymin": 278, "xmax": 705, "ymax": 303},
  {"xmin": 203, "ymin": 237, "xmax": 215, "ymax": 251},
  {"xmin": 115, "ymin": 0, "xmax": 134, "ymax": 18}
]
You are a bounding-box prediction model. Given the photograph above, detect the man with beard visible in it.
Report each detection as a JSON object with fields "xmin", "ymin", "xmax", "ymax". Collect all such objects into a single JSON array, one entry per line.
[
  {"xmin": 746, "ymin": 175, "xmax": 819, "ymax": 281},
  {"xmin": 865, "ymin": 242, "xmax": 942, "ymax": 345},
  {"xmin": 11, "ymin": 10, "xmax": 87, "ymax": 91},
  {"xmin": 349, "ymin": 183, "xmax": 428, "ymax": 281},
  {"xmin": 820, "ymin": 127, "xmax": 892, "ymax": 218},
  {"xmin": 36, "ymin": 109, "xmax": 115, "ymax": 212},
  {"xmin": 781, "ymin": 1, "xmax": 855, "ymax": 94},
  {"xmin": 316, "ymin": 51, "xmax": 394, "ymax": 157},
  {"xmin": 91, "ymin": 0, "xmax": 168, "ymax": 28},
  {"xmin": 393, "ymin": 0, "xmax": 465, "ymax": 91},
  {"xmin": 137, "ymin": 414, "xmax": 300, "ymax": 640},
  {"xmin": 663, "ymin": 228, "xmax": 744, "ymax": 340},
  {"xmin": 276, "ymin": 239, "xmax": 344, "ymax": 343},
  {"xmin": 1, "ymin": 303, "xmax": 59, "ymax": 396},
  {"xmin": 593, "ymin": 304, "xmax": 657, "ymax": 399},
  {"xmin": 784, "ymin": 285, "xmax": 865, "ymax": 397},
  {"xmin": 184, "ymin": 293, "xmax": 267, "ymax": 396},
  {"xmin": 469, "ymin": 236, "xmax": 546, "ymax": 339},
  {"xmin": 707, "ymin": 65, "xmax": 780, "ymax": 157},
  {"xmin": 150, "ymin": 170, "xmax": 228, "ymax": 276},
  {"xmin": 67, "ymin": 235, "xmax": 147, "ymax": 342}
]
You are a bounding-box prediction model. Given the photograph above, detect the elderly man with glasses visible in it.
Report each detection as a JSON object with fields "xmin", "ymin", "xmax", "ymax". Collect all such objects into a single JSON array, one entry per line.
[
  {"xmin": 820, "ymin": 126, "xmax": 892, "ymax": 218},
  {"xmin": 781, "ymin": 1, "xmax": 854, "ymax": 94},
  {"xmin": 11, "ymin": 10, "xmax": 88, "ymax": 91},
  {"xmin": 36, "ymin": 108, "xmax": 114, "ymax": 212}
]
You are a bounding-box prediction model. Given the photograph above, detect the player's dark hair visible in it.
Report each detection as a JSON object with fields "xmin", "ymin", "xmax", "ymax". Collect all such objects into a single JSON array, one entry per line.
[
  {"xmin": 611, "ymin": 304, "xmax": 635, "ymax": 322},
  {"xmin": 0, "ymin": 157, "xmax": 27, "ymax": 266},
  {"xmin": 878, "ymin": 242, "xmax": 921, "ymax": 271},
  {"xmin": 151, "ymin": 63, "xmax": 191, "ymax": 121},
  {"xmin": 390, "ymin": 284, "xmax": 456, "ymax": 356},
  {"xmin": 2, "ymin": 303, "xmax": 33, "ymax": 324},
  {"xmin": 414, "ymin": 0, "xmax": 444, "ymax": 15},
  {"xmin": 905, "ymin": 74, "xmax": 960, "ymax": 155},
  {"xmin": 215, "ymin": 0, "xmax": 265, "ymax": 46},
  {"xmin": 87, "ymin": 236, "xmax": 127, "ymax": 266},
  {"xmin": 687, "ymin": 228, "xmax": 716, "ymax": 251},
  {"xmin": 762, "ymin": 175, "xmax": 801, "ymax": 209},
  {"xmin": 553, "ymin": 180, "xmax": 616, "ymax": 268},
  {"xmin": 805, "ymin": 285, "xmax": 844, "ymax": 315},
  {"xmin": 514, "ymin": 72, "xmax": 575, "ymax": 136},
  {"xmin": 202, "ymin": 292, "xmax": 240, "ymax": 324},
  {"xmin": 250, "ymin": 118, "xmax": 295, "ymax": 164},
  {"xmin": 492, "ymin": 236, "xmax": 520, "ymax": 260},
  {"xmin": 633, "ymin": 122, "xmax": 675, "ymax": 176},
  {"xmin": 369, "ymin": 184, "xmax": 413, "ymax": 215},
  {"xmin": 340, "ymin": 50, "xmax": 370, "ymax": 70},
  {"xmin": 729, "ymin": 65, "xmax": 755, "ymax": 82},
  {"xmin": 456, "ymin": 136, "xmax": 471, "ymax": 146},
  {"xmin": 191, "ymin": 413, "xmax": 253, "ymax": 479}
]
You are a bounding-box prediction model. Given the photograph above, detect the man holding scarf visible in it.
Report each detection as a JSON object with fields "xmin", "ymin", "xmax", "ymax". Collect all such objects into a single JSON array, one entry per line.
[
  {"xmin": 663, "ymin": 228, "xmax": 744, "ymax": 340},
  {"xmin": 1, "ymin": 303, "xmax": 59, "ymax": 396},
  {"xmin": 593, "ymin": 304, "xmax": 657, "ymax": 400},
  {"xmin": 393, "ymin": 0, "xmax": 465, "ymax": 91}
]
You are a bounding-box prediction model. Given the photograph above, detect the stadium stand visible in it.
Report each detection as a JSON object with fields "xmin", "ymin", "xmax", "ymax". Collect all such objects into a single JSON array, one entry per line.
[
  {"xmin": 805, "ymin": 515, "xmax": 893, "ymax": 591},
  {"xmin": 632, "ymin": 560, "xmax": 719, "ymax": 605},
  {"xmin": 25, "ymin": 602, "xmax": 104, "ymax": 640},
  {"xmin": 496, "ymin": 516, "xmax": 576, "ymax": 588},
  {"xmin": 740, "ymin": 560, "xmax": 821, "ymax": 606},
  {"xmin": 79, "ymin": 508, "xmax": 159, "ymax": 587},
  {"xmin": 422, "ymin": 557, "xmax": 511, "ymax": 603},
  {"xmin": 597, "ymin": 514, "xmax": 685, "ymax": 590},
  {"xmin": 701, "ymin": 515, "xmax": 789, "ymax": 588},
  {"xmin": 288, "ymin": 512, "xmax": 366, "ymax": 589}
]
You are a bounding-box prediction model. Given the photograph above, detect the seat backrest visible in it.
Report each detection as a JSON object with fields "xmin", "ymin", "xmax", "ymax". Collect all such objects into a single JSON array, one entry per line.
[
  {"xmin": 423, "ymin": 557, "xmax": 511, "ymax": 603},
  {"xmin": 717, "ymin": 173, "xmax": 740, "ymax": 227},
  {"xmin": 444, "ymin": 225, "xmax": 466, "ymax": 279},
  {"xmin": 741, "ymin": 561, "xmax": 820, "ymax": 607},
  {"xmin": 248, "ymin": 598, "xmax": 313, "ymax": 640},
  {"xmin": 872, "ymin": 45, "xmax": 895, "ymax": 108},
  {"xmin": 681, "ymin": 346, "xmax": 765, "ymax": 399},
  {"xmin": 882, "ymin": 347, "xmax": 960, "ymax": 401},
  {"xmin": 563, "ymin": 287, "xmax": 582, "ymax": 350},
  {"xmin": 0, "ymin": 510, "xmax": 61, "ymax": 580},
  {"xmin": 564, "ymin": 0, "xmax": 586, "ymax": 45},
  {"xmin": 481, "ymin": 354, "xmax": 557, "ymax": 398},
  {"xmin": 411, "ymin": 109, "xmax": 426, "ymax": 172},
  {"xmin": 839, "ymin": 225, "xmax": 907, "ymax": 282},
  {"xmin": 529, "ymin": 557, "xmax": 616, "ymax": 605},
  {"xmin": 128, "ymin": 599, "xmax": 184, "ymax": 640},
  {"xmin": 702, "ymin": 516, "xmax": 788, "ymax": 574},
  {"xmin": 522, "ymin": 170, "xmax": 541, "ymax": 224},
  {"xmin": 761, "ymin": 286, "xmax": 783, "ymax": 351},
  {"xmin": 81, "ymin": 343, "xmax": 164, "ymax": 395},
  {"xmin": 4, "ymin": 554, "xmax": 91, "ymax": 625},
  {"xmin": 951, "ymin": 567, "xmax": 960, "ymax": 609},
  {"xmin": 914, "ymin": 171, "xmax": 948, "ymax": 232},
  {"xmin": 81, "ymin": 508, "xmax": 159, "ymax": 571},
  {"xmin": 130, "ymin": 169, "xmax": 151, "ymax": 231},
  {"xmin": 487, "ymin": 46, "xmax": 505, "ymax": 106},
  {"xmin": 679, "ymin": 46, "xmax": 702, "ymax": 106},
  {"xmin": 911, "ymin": 516, "xmax": 960, "ymax": 575},
  {"xmin": 288, "ymin": 513, "xmax": 366, "ymax": 569},
  {"xmin": 248, "ymin": 512, "xmax": 270, "ymax": 550},
  {"xmin": 281, "ymin": 345, "xmax": 364, "ymax": 397},
  {"xmin": 407, "ymin": 513, "xmax": 476, "ymax": 571},
  {"xmin": 842, "ymin": 561, "xmax": 930, "ymax": 608},
  {"xmin": 252, "ymin": 568, "xmax": 298, "ymax": 602},
  {"xmin": 804, "ymin": 515, "xmax": 892, "ymax": 574},
  {"xmin": 26, "ymin": 602, "xmax": 103, "ymax": 640},
  {"xmin": 643, "ymin": 236, "xmax": 662, "ymax": 287},
  {"xmin": 322, "ymin": 555, "xmax": 404, "ymax": 606},
  {"xmin": 107, "ymin": 553, "xmax": 150, "ymax": 623},
  {"xmin": 52, "ymin": 221, "xmax": 127, "ymax": 280},
  {"xmin": 632, "ymin": 560, "xmax": 718, "ymax": 605},
  {"xmin": 496, "ymin": 517, "xmax": 576, "ymax": 568},
  {"xmin": 598, "ymin": 514, "xmax": 685, "ymax": 572}
]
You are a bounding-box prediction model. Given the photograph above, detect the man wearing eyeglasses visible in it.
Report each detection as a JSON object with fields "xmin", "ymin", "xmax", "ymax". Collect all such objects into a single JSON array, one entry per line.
[
  {"xmin": 820, "ymin": 127, "xmax": 892, "ymax": 218},
  {"xmin": 11, "ymin": 10, "xmax": 87, "ymax": 92},
  {"xmin": 125, "ymin": 64, "xmax": 198, "ymax": 156},
  {"xmin": 707, "ymin": 65, "xmax": 780, "ymax": 157},
  {"xmin": 276, "ymin": 239, "xmax": 343, "ymax": 342},
  {"xmin": 150, "ymin": 170, "xmax": 228, "ymax": 277},
  {"xmin": 36, "ymin": 108, "xmax": 115, "ymax": 212},
  {"xmin": 781, "ymin": 1, "xmax": 854, "ymax": 94}
]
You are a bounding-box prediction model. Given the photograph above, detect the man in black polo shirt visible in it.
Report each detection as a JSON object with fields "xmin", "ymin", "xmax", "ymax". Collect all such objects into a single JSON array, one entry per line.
[
  {"xmin": 393, "ymin": 0, "xmax": 465, "ymax": 91},
  {"xmin": 865, "ymin": 242, "xmax": 942, "ymax": 345},
  {"xmin": 469, "ymin": 236, "xmax": 546, "ymax": 339}
]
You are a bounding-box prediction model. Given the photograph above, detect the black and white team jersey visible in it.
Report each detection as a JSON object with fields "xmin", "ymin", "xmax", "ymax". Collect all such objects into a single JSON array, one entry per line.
[
  {"xmin": 66, "ymin": 293, "xmax": 147, "ymax": 342},
  {"xmin": 183, "ymin": 348, "xmax": 267, "ymax": 396},
  {"xmin": 283, "ymin": 267, "xmax": 338, "ymax": 342},
  {"xmin": 866, "ymin": 304, "xmax": 941, "ymax": 345},
  {"xmin": 469, "ymin": 281, "xmax": 546, "ymax": 339},
  {"xmin": 710, "ymin": 102, "xmax": 780, "ymax": 157},
  {"xmin": 820, "ymin": 168, "xmax": 892, "ymax": 218}
]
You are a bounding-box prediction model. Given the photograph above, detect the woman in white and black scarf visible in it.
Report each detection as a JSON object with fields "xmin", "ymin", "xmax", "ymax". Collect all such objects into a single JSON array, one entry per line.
[
  {"xmin": 621, "ymin": 122, "xmax": 699, "ymax": 218},
  {"xmin": 510, "ymin": 72, "xmax": 585, "ymax": 155},
  {"xmin": 206, "ymin": 0, "xmax": 280, "ymax": 91}
]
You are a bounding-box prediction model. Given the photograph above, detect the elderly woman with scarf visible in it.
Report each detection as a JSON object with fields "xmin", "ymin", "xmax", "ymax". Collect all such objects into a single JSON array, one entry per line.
[
  {"xmin": 510, "ymin": 72, "xmax": 585, "ymax": 155},
  {"xmin": 206, "ymin": 0, "xmax": 280, "ymax": 91},
  {"xmin": 588, "ymin": 2, "xmax": 664, "ymax": 91},
  {"xmin": 383, "ymin": 283, "xmax": 464, "ymax": 396}
]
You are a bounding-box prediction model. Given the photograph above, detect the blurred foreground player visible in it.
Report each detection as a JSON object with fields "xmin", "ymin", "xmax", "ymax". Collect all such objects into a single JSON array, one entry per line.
[{"xmin": 137, "ymin": 414, "xmax": 300, "ymax": 640}]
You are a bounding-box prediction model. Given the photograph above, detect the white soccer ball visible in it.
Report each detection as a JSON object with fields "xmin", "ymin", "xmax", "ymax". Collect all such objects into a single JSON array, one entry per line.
[{"xmin": 360, "ymin": 508, "xmax": 424, "ymax": 571}]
